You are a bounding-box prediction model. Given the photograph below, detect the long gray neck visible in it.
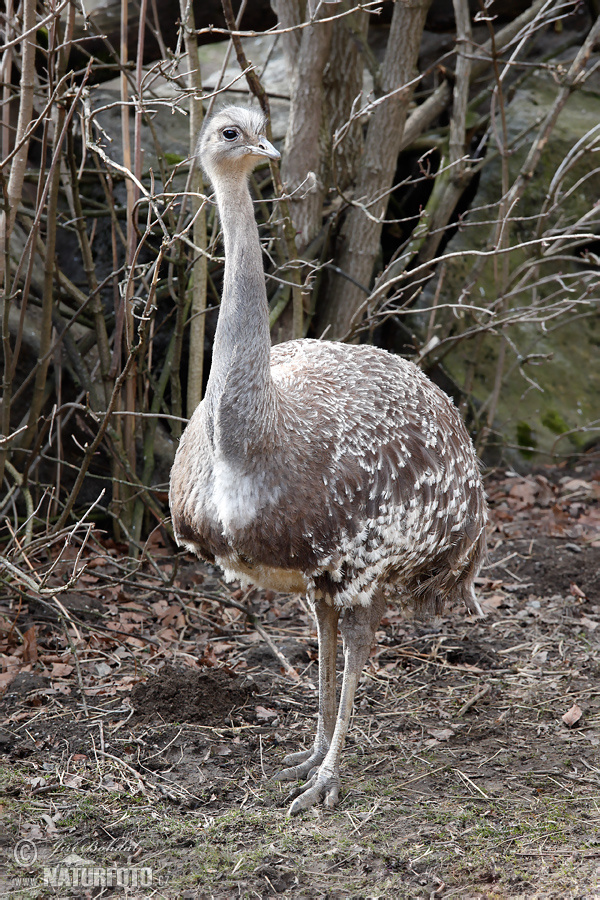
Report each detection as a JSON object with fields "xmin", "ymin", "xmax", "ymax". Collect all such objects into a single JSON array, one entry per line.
[{"xmin": 203, "ymin": 172, "xmax": 276, "ymax": 457}]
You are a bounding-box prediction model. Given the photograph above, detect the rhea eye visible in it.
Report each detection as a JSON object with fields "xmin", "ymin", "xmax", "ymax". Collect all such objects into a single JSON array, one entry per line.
[{"xmin": 222, "ymin": 129, "xmax": 238, "ymax": 141}]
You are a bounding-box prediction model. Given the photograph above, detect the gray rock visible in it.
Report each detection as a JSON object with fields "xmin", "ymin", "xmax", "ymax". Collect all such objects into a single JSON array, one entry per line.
[{"xmin": 420, "ymin": 65, "xmax": 600, "ymax": 461}]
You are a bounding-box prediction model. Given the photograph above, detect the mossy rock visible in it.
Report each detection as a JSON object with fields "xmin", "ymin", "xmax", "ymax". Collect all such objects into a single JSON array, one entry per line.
[{"xmin": 421, "ymin": 67, "xmax": 600, "ymax": 460}]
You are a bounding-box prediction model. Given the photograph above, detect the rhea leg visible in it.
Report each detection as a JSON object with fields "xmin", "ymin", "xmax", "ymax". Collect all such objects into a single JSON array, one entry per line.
[
  {"xmin": 275, "ymin": 599, "xmax": 340, "ymax": 781},
  {"xmin": 287, "ymin": 592, "xmax": 387, "ymax": 816}
]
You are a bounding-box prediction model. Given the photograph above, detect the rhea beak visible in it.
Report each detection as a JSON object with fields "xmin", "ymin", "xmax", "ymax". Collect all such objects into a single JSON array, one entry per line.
[{"xmin": 254, "ymin": 138, "xmax": 281, "ymax": 161}]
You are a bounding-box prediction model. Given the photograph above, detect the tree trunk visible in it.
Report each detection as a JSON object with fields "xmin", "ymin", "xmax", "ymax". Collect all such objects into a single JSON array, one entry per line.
[
  {"xmin": 317, "ymin": 0, "xmax": 432, "ymax": 340},
  {"xmin": 323, "ymin": 8, "xmax": 369, "ymax": 193},
  {"xmin": 280, "ymin": 2, "xmax": 337, "ymax": 252}
]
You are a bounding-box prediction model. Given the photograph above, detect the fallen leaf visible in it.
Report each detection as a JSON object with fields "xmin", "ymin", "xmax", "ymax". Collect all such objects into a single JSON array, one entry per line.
[
  {"xmin": 255, "ymin": 705, "xmax": 278, "ymax": 721},
  {"xmin": 158, "ymin": 627, "xmax": 178, "ymax": 642},
  {"xmin": 124, "ymin": 637, "xmax": 146, "ymax": 648},
  {"xmin": 23, "ymin": 625, "xmax": 38, "ymax": 664},
  {"xmin": 532, "ymin": 475, "xmax": 556, "ymax": 506},
  {"xmin": 481, "ymin": 593, "xmax": 506, "ymax": 611},
  {"xmin": 569, "ymin": 583, "xmax": 586, "ymax": 599},
  {"xmin": 0, "ymin": 669, "xmax": 18, "ymax": 691},
  {"xmin": 562, "ymin": 704, "xmax": 583, "ymax": 727},
  {"xmin": 21, "ymin": 823, "xmax": 45, "ymax": 841},
  {"xmin": 3, "ymin": 711, "xmax": 32, "ymax": 723},
  {"xmin": 78, "ymin": 573, "xmax": 99, "ymax": 585},
  {"xmin": 50, "ymin": 663, "xmax": 74, "ymax": 678},
  {"xmin": 508, "ymin": 479, "xmax": 538, "ymax": 508},
  {"xmin": 426, "ymin": 727, "xmax": 455, "ymax": 742},
  {"xmin": 199, "ymin": 646, "xmax": 218, "ymax": 667},
  {"xmin": 560, "ymin": 478, "xmax": 592, "ymax": 497},
  {"xmin": 63, "ymin": 774, "xmax": 84, "ymax": 789},
  {"xmin": 119, "ymin": 601, "xmax": 147, "ymax": 612},
  {"xmin": 159, "ymin": 605, "xmax": 184, "ymax": 627},
  {"xmin": 212, "ymin": 641, "xmax": 236, "ymax": 655},
  {"xmin": 151, "ymin": 599, "xmax": 169, "ymax": 616}
]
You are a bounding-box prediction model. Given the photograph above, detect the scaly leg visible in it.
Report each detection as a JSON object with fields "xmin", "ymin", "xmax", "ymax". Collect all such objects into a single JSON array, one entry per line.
[
  {"xmin": 275, "ymin": 599, "xmax": 339, "ymax": 782},
  {"xmin": 287, "ymin": 592, "xmax": 387, "ymax": 815}
]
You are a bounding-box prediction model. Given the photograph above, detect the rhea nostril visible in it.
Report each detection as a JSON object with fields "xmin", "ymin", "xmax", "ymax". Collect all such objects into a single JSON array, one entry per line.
[{"xmin": 256, "ymin": 139, "xmax": 281, "ymax": 161}]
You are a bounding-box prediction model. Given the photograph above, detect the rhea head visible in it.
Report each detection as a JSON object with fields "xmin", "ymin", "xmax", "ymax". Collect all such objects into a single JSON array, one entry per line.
[{"xmin": 198, "ymin": 106, "xmax": 280, "ymax": 182}]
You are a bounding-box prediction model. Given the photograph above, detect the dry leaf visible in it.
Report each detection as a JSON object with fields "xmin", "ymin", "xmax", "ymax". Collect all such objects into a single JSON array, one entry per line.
[
  {"xmin": 23, "ymin": 626, "xmax": 38, "ymax": 664},
  {"xmin": 21, "ymin": 824, "xmax": 45, "ymax": 841},
  {"xmin": 255, "ymin": 705, "xmax": 278, "ymax": 721},
  {"xmin": 63, "ymin": 774, "xmax": 84, "ymax": 789},
  {"xmin": 151, "ymin": 599, "xmax": 169, "ymax": 616},
  {"xmin": 124, "ymin": 637, "xmax": 146, "ymax": 648},
  {"xmin": 50, "ymin": 663, "xmax": 73, "ymax": 678},
  {"xmin": 560, "ymin": 478, "xmax": 592, "ymax": 497},
  {"xmin": 481, "ymin": 594, "xmax": 505, "ymax": 611},
  {"xmin": 159, "ymin": 605, "xmax": 183, "ymax": 627},
  {"xmin": 78, "ymin": 573, "xmax": 99, "ymax": 584},
  {"xmin": 212, "ymin": 641, "xmax": 236, "ymax": 655},
  {"xmin": 158, "ymin": 627, "xmax": 178, "ymax": 643},
  {"xmin": 508, "ymin": 480, "xmax": 538, "ymax": 508},
  {"xmin": 119, "ymin": 601, "xmax": 147, "ymax": 612},
  {"xmin": 426, "ymin": 727, "xmax": 455, "ymax": 742},
  {"xmin": 199, "ymin": 646, "xmax": 218, "ymax": 667},
  {"xmin": 562, "ymin": 704, "xmax": 583, "ymax": 727},
  {"xmin": 0, "ymin": 669, "xmax": 18, "ymax": 691},
  {"xmin": 4, "ymin": 710, "xmax": 32, "ymax": 723}
]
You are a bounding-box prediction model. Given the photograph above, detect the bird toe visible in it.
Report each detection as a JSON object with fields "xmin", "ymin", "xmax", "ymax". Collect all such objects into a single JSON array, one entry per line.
[
  {"xmin": 282, "ymin": 748, "xmax": 314, "ymax": 767},
  {"xmin": 275, "ymin": 747, "xmax": 326, "ymax": 782},
  {"xmin": 323, "ymin": 782, "xmax": 339, "ymax": 808},
  {"xmin": 286, "ymin": 769, "xmax": 340, "ymax": 816},
  {"xmin": 275, "ymin": 763, "xmax": 307, "ymax": 783}
]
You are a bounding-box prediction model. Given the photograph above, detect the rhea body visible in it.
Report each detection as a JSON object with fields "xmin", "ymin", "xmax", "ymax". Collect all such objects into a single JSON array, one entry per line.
[{"xmin": 170, "ymin": 107, "xmax": 487, "ymax": 815}]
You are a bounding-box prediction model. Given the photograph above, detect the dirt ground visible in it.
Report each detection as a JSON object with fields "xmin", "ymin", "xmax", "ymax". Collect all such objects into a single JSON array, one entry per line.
[{"xmin": 1, "ymin": 466, "xmax": 599, "ymax": 898}]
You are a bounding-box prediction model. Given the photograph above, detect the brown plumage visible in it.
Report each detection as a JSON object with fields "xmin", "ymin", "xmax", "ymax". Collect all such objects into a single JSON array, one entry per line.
[{"xmin": 170, "ymin": 107, "xmax": 487, "ymax": 815}]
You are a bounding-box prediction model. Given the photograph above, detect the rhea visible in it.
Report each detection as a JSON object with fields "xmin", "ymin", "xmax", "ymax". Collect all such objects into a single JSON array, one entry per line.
[{"xmin": 170, "ymin": 107, "xmax": 487, "ymax": 816}]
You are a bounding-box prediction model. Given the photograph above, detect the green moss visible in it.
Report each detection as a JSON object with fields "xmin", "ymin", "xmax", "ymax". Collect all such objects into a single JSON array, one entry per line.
[
  {"xmin": 418, "ymin": 69, "xmax": 600, "ymax": 460},
  {"xmin": 516, "ymin": 421, "xmax": 538, "ymax": 458},
  {"xmin": 164, "ymin": 152, "xmax": 185, "ymax": 166},
  {"xmin": 541, "ymin": 409, "xmax": 585, "ymax": 449},
  {"xmin": 541, "ymin": 409, "xmax": 569, "ymax": 435}
]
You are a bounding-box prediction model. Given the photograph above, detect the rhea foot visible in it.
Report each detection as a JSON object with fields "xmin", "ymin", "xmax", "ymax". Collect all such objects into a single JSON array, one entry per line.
[
  {"xmin": 274, "ymin": 746, "xmax": 327, "ymax": 783},
  {"xmin": 286, "ymin": 765, "xmax": 340, "ymax": 816}
]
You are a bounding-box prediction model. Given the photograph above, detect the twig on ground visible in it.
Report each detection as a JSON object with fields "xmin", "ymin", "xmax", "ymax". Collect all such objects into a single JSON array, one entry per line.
[
  {"xmin": 457, "ymin": 682, "xmax": 492, "ymax": 717},
  {"xmin": 251, "ymin": 618, "xmax": 301, "ymax": 682}
]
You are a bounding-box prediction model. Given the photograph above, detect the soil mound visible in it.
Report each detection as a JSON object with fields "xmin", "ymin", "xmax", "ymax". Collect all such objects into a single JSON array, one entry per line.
[{"xmin": 131, "ymin": 666, "xmax": 256, "ymax": 725}]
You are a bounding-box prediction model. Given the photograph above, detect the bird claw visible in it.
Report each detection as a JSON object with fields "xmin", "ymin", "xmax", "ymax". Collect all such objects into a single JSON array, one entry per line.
[{"xmin": 286, "ymin": 768, "xmax": 340, "ymax": 816}]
